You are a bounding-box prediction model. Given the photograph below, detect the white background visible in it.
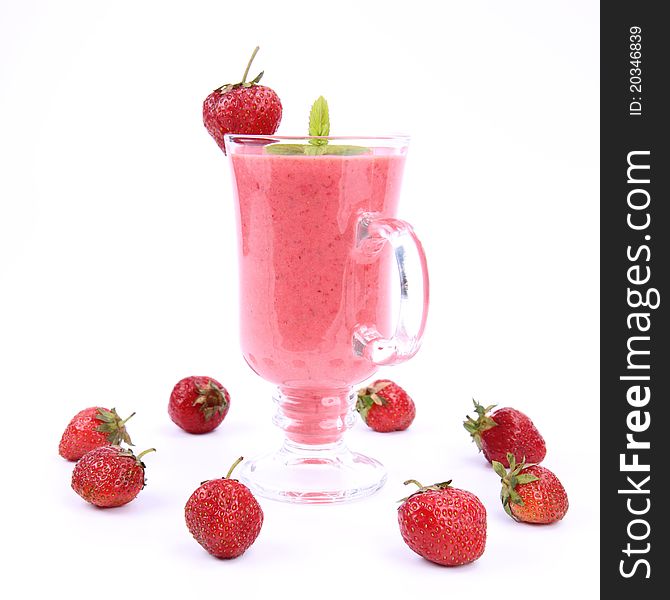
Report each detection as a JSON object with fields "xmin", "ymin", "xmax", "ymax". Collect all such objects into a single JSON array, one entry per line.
[{"xmin": 1, "ymin": 1, "xmax": 599, "ymax": 598}]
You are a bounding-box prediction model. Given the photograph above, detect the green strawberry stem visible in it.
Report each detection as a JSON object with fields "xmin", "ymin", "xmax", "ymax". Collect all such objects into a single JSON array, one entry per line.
[
  {"xmin": 403, "ymin": 479, "xmax": 425, "ymax": 489},
  {"xmin": 193, "ymin": 380, "xmax": 228, "ymax": 421},
  {"xmin": 400, "ymin": 478, "xmax": 453, "ymax": 502},
  {"xmin": 121, "ymin": 412, "xmax": 136, "ymax": 425},
  {"xmin": 463, "ymin": 398, "xmax": 498, "ymax": 451},
  {"xmin": 493, "ymin": 452, "xmax": 540, "ymax": 519},
  {"xmin": 95, "ymin": 407, "xmax": 135, "ymax": 446},
  {"xmin": 137, "ymin": 448, "xmax": 156, "ymax": 461},
  {"xmin": 225, "ymin": 456, "xmax": 244, "ymax": 479},
  {"xmin": 214, "ymin": 47, "xmax": 264, "ymax": 93},
  {"xmin": 241, "ymin": 46, "xmax": 260, "ymax": 85}
]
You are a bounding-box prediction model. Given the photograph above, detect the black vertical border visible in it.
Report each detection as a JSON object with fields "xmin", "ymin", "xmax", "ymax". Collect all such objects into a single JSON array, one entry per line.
[{"xmin": 601, "ymin": 1, "xmax": 668, "ymax": 594}]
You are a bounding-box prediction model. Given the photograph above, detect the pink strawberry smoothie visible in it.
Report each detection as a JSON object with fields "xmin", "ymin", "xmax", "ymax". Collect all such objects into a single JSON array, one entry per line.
[{"xmin": 229, "ymin": 145, "xmax": 406, "ymax": 444}]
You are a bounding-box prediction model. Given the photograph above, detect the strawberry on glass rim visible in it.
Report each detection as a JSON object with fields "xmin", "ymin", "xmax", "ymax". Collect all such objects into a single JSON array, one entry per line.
[{"xmin": 203, "ymin": 46, "xmax": 282, "ymax": 154}]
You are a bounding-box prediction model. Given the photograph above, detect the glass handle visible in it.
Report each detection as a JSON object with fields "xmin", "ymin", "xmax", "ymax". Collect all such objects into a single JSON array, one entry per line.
[{"xmin": 353, "ymin": 213, "xmax": 429, "ymax": 366}]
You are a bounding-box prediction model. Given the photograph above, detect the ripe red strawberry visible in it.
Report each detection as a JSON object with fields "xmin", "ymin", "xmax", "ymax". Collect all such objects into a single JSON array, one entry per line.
[
  {"xmin": 356, "ymin": 380, "xmax": 416, "ymax": 432},
  {"xmin": 397, "ymin": 479, "xmax": 487, "ymax": 566},
  {"xmin": 71, "ymin": 445, "xmax": 155, "ymax": 508},
  {"xmin": 203, "ymin": 46, "xmax": 282, "ymax": 154},
  {"xmin": 493, "ymin": 453, "xmax": 569, "ymax": 524},
  {"xmin": 463, "ymin": 399, "xmax": 546, "ymax": 466},
  {"xmin": 59, "ymin": 407, "xmax": 134, "ymax": 461},
  {"xmin": 168, "ymin": 375, "xmax": 230, "ymax": 434},
  {"xmin": 185, "ymin": 457, "xmax": 263, "ymax": 559}
]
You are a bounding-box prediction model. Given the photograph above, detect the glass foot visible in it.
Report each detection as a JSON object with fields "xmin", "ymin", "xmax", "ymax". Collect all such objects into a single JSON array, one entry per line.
[{"xmin": 238, "ymin": 440, "xmax": 387, "ymax": 504}]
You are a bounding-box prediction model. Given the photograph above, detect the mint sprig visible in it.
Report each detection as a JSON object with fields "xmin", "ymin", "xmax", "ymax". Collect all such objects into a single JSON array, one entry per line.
[
  {"xmin": 267, "ymin": 143, "xmax": 369, "ymax": 156},
  {"xmin": 308, "ymin": 96, "xmax": 330, "ymax": 145},
  {"xmin": 265, "ymin": 96, "xmax": 371, "ymax": 156}
]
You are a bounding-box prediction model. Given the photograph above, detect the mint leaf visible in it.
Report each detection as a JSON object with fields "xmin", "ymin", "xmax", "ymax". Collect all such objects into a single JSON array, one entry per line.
[
  {"xmin": 264, "ymin": 144, "xmax": 309, "ymax": 155},
  {"xmin": 264, "ymin": 96, "xmax": 371, "ymax": 156},
  {"xmin": 304, "ymin": 145, "xmax": 326, "ymax": 156},
  {"xmin": 265, "ymin": 143, "xmax": 371, "ymax": 156},
  {"xmin": 318, "ymin": 144, "xmax": 370, "ymax": 155},
  {"xmin": 308, "ymin": 96, "xmax": 330, "ymax": 145}
]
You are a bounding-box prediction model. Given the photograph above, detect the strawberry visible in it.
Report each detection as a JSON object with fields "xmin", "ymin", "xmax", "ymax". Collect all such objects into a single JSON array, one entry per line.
[
  {"xmin": 185, "ymin": 457, "xmax": 263, "ymax": 559},
  {"xmin": 59, "ymin": 407, "xmax": 134, "ymax": 461},
  {"xmin": 493, "ymin": 453, "xmax": 569, "ymax": 524},
  {"xmin": 168, "ymin": 375, "xmax": 230, "ymax": 434},
  {"xmin": 356, "ymin": 380, "xmax": 416, "ymax": 432},
  {"xmin": 71, "ymin": 445, "xmax": 155, "ymax": 508},
  {"xmin": 463, "ymin": 399, "xmax": 546, "ymax": 466},
  {"xmin": 203, "ymin": 46, "xmax": 282, "ymax": 154},
  {"xmin": 397, "ymin": 479, "xmax": 487, "ymax": 566}
]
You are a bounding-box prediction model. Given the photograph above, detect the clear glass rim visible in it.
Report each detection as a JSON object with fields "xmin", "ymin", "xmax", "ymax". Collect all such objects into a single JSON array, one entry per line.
[{"xmin": 224, "ymin": 133, "xmax": 410, "ymax": 146}]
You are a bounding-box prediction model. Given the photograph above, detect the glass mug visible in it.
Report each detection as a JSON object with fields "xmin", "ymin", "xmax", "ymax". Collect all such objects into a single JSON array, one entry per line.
[{"xmin": 225, "ymin": 135, "xmax": 429, "ymax": 503}]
